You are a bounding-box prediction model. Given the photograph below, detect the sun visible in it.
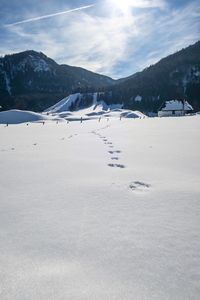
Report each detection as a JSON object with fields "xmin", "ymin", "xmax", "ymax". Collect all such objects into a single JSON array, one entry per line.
[{"xmin": 110, "ymin": 0, "xmax": 134, "ymax": 13}]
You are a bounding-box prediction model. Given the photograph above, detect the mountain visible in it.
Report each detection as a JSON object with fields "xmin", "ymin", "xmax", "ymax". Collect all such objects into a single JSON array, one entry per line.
[
  {"xmin": 0, "ymin": 50, "xmax": 114, "ymax": 111},
  {"xmin": 0, "ymin": 41, "xmax": 200, "ymax": 112},
  {"xmin": 105, "ymin": 41, "xmax": 200, "ymax": 112}
]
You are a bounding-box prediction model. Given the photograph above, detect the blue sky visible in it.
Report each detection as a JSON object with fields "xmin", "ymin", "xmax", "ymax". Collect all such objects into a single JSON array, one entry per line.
[{"xmin": 0, "ymin": 0, "xmax": 199, "ymax": 78}]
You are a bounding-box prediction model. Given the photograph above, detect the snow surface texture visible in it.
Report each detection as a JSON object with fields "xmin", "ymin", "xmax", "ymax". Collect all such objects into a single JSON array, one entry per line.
[{"xmin": 0, "ymin": 116, "xmax": 200, "ymax": 299}]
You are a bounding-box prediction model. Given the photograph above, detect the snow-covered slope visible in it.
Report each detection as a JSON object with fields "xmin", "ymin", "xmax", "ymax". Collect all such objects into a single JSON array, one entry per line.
[
  {"xmin": 0, "ymin": 109, "xmax": 51, "ymax": 124},
  {"xmin": 45, "ymin": 93, "xmax": 82, "ymax": 113},
  {"xmin": 45, "ymin": 93, "xmax": 147, "ymax": 120},
  {"xmin": 0, "ymin": 115, "xmax": 199, "ymax": 299}
]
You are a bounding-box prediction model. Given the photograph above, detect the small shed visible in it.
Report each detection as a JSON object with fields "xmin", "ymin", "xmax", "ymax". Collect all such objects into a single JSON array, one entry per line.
[
  {"xmin": 135, "ymin": 95, "xmax": 142, "ymax": 102},
  {"xmin": 158, "ymin": 100, "xmax": 193, "ymax": 117}
]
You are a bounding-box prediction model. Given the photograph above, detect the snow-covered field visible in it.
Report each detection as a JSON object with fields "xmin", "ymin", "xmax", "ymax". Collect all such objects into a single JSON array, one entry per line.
[{"xmin": 0, "ymin": 115, "xmax": 200, "ymax": 299}]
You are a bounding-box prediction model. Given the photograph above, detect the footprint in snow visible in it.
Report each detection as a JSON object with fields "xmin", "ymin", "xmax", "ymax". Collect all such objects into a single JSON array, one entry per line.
[
  {"xmin": 108, "ymin": 163, "xmax": 125, "ymax": 169},
  {"xmin": 104, "ymin": 141, "xmax": 112, "ymax": 145},
  {"xmin": 101, "ymin": 125, "xmax": 110, "ymax": 130},
  {"xmin": 108, "ymin": 150, "xmax": 121, "ymax": 154},
  {"xmin": 129, "ymin": 181, "xmax": 151, "ymax": 193}
]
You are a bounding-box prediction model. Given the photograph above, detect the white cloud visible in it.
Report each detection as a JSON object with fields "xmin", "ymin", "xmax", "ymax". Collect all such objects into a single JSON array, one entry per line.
[
  {"xmin": 5, "ymin": 4, "xmax": 138, "ymax": 76},
  {"xmin": 3, "ymin": 0, "xmax": 200, "ymax": 78},
  {"xmin": 57, "ymin": 13, "xmax": 138, "ymax": 74},
  {"xmin": 130, "ymin": 0, "xmax": 200, "ymax": 72}
]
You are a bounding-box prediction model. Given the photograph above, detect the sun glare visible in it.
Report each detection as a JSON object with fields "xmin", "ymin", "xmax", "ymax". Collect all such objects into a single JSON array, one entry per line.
[
  {"xmin": 110, "ymin": 0, "xmax": 139, "ymax": 13},
  {"xmin": 114, "ymin": 0, "xmax": 130, "ymax": 12},
  {"xmin": 110, "ymin": 0, "xmax": 149, "ymax": 12}
]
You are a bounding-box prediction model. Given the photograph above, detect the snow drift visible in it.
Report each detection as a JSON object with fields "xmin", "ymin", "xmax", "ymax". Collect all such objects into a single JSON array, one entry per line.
[{"xmin": 0, "ymin": 109, "xmax": 50, "ymax": 124}]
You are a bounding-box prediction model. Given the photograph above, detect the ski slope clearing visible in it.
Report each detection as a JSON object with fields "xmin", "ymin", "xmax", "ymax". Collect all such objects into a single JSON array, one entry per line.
[
  {"xmin": 44, "ymin": 93, "xmax": 147, "ymax": 121},
  {"xmin": 0, "ymin": 109, "xmax": 60, "ymax": 124},
  {"xmin": 0, "ymin": 116, "xmax": 200, "ymax": 299},
  {"xmin": 45, "ymin": 93, "xmax": 82, "ymax": 113}
]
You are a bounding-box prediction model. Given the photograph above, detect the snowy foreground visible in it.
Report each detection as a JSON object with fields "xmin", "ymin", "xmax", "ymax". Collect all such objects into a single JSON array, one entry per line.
[{"xmin": 0, "ymin": 115, "xmax": 200, "ymax": 299}]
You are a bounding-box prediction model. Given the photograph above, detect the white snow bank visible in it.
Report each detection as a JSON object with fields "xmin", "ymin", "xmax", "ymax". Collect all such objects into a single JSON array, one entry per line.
[
  {"xmin": 0, "ymin": 109, "xmax": 51, "ymax": 124},
  {"xmin": 120, "ymin": 110, "xmax": 146, "ymax": 118},
  {"xmin": 103, "ymin": 109, "xmax": 146, "ymax": 119},
  {"xmin": 64, "ymin": 108, "xmax": 146, "ymax": 122},
  {"xmin": 56, "ymin": 112, "xmax": 73, "ymax": 118}
]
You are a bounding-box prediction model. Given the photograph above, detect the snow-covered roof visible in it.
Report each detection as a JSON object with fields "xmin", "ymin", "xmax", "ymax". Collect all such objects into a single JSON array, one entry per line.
[{"xmin": 161, "ymin": 100, "xmax": 193, "ymax": 111}]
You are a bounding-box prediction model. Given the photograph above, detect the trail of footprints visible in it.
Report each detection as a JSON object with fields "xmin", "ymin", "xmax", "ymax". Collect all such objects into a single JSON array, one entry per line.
[
  {"xmin": 1, "ymin": 123, "xmax": 151, "ymax": 192},
  {"xmin": 0, "ymin": 131, "xmax": 79, "ymax": 153},
  {"xmin": 91, "ymin": 130, "xmax": 125, "ymax": 169},
  {"xmin": 91, "ymin": 129, "xmax": 151, "ymax": 192}
]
